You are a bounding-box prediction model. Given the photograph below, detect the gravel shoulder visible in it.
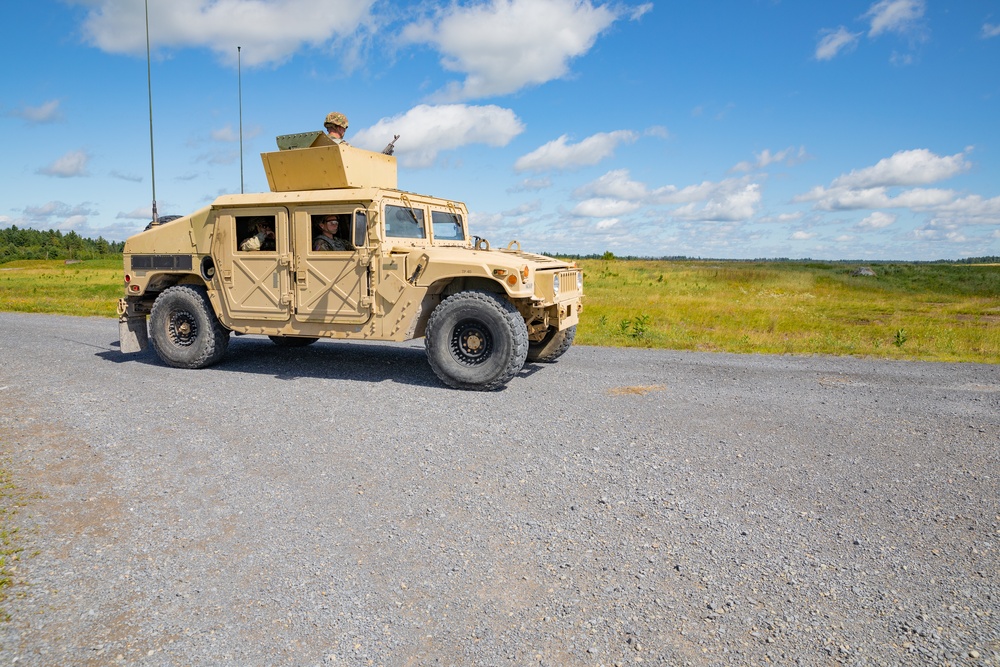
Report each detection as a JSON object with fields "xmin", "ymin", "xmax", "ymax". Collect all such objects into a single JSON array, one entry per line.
[{"xmin": 0, "ymin": 312, "xmax": 997, "ymax": 666}]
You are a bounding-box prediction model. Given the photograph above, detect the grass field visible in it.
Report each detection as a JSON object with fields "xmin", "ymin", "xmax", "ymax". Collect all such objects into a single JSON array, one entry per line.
[
  {"xmin": 0, "ymin": 258, "xmax": 123, "ymax": 318},
  {"xmin": 576, "ymin": 259, "xmax": 1000, "ymax": 364},
  {"xmin": 1, "ymin": 257, "xmax": 998, "ymax": 364}
]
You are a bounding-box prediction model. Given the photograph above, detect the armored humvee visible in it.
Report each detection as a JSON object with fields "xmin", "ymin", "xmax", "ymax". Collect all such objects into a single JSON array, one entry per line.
[{"xmin": 118, "ymin": 132, "xmax": 583, "ymax": 390}]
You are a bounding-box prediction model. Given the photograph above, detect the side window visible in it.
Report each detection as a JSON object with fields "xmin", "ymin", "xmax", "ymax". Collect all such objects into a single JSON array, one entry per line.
[
  {"xmin": 431, "ymin": 211, "xmax": 464, "ymax": 241},
  {"xmin": 354, "ymin": 210, "xmax": 367, "ymax": 248},
  {"xmin": 236, "ymin": 215, "xmax": 276, "ymax": 252},
  {"xmin": 310, "ymin": 213, "xmax": 354, "ymax": 252},
  {"xmin": 385, "ymin": 204, "xmax": 426, "ymax": 239}
]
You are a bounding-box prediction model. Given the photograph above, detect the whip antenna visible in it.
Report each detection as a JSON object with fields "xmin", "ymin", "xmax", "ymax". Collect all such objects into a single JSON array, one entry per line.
[
  {"xmin": 238, "ymin": 46, "xmax": 244, "ymax": 194},
  {"xmin": 145, "ymin": 0, "xmax": 158, "ymax": 225}
]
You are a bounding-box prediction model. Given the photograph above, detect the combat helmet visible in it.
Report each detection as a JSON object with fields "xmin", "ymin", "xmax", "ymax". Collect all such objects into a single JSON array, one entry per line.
[{"xmin": 324, "ymin": 112, "xmax": 349, "ymax": 129}]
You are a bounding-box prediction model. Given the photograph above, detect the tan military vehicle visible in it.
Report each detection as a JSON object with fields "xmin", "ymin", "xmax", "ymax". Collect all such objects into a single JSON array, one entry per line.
[{"xmin": 118, "ymin": 132, "xmax": 583, "ymax": 390}]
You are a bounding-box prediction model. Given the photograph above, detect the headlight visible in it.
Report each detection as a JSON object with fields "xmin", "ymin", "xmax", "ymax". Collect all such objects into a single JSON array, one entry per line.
[
  {"xmin": 577, "ymin": 272, "xmax": 583, "ymax": 291},
  {"xmin": 552, "ymin": 273, "xmax": 560, "ymax": 296}
]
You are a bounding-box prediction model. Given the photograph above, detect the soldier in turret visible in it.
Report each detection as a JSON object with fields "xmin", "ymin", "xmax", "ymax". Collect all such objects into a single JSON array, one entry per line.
[{"xmin": 324, "ymin": 112, "xmax": 350, "ymax": 145}]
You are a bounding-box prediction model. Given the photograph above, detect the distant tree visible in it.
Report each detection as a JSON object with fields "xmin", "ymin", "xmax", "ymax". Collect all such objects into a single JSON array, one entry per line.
[{"xmin": 0, "ymin": 225, "xmax": 123, "ymax": 262}]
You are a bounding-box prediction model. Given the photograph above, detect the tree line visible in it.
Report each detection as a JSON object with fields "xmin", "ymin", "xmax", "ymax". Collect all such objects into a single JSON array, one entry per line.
[{"xmin": 0, "ymin": 225, "xmax": 125, "ymax": 262}]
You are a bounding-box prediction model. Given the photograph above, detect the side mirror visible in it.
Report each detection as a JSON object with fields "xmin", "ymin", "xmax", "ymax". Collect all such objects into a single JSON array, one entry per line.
[{"xmin": 353, "ymin": 210, "xmax": 368, "ymax": 248}]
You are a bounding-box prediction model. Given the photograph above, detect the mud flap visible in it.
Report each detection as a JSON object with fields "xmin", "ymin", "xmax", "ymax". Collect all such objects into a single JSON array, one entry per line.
[{"xmin": 118, "ymin": 298, "xmax": 149, "ymax": 353}]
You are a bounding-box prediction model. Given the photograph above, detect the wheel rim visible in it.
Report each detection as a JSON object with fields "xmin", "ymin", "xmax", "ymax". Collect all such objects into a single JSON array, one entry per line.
[
  {"xmin": 167, "ymin": 309, "xmax": 198, "ymax": 347},
  {"xmin": 450, "ymin": 319, "xmax": 493, "ymax": 365}
]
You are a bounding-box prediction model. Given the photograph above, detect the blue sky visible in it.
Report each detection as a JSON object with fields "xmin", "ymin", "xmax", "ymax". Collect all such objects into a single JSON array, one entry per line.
[{"xmin": 2, "ymin": 0, "xmax": 999, "ymax": 260}]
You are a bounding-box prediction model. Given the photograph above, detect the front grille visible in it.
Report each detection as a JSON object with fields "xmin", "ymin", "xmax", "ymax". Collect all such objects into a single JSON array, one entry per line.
[
  {"xmin": 130, "ymin": 254, "xmax": 193, "ymax": 271},
  {"xmin": 558, "ymin": 270, "xmax": 581, "ymax": 297}
]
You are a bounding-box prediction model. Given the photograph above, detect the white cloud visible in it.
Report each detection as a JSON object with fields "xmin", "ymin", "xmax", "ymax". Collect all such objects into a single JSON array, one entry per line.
[
  {"xmin": 798, "ymin": 186, "xmax": 957, "ymax": 211},
  {"xmin": 571, "ymin": 170, "xmax": 763, "ymax": 223},
  {"xmin": 38, "ymin": 150, "xmax": 91, "ymax": 178},
  {"xmin": 832, "ymin": 148, "xmax": 971, "ymax": 188},
  {"xmin": 667, "ymin": 180, "xmax": 761, "ymax": 222},
  {"xmin": 502, "ymin": 200, "xmax": 542, "ymax": 217},
  {"xmin": 645, "ymin": 125, "xmax": 670, "ymax": 139},
  {"xmin": 117, "ymin": 207, "xmax": 155, "ymax": 220},
  {"xmin": 211, "ymin": 125, "xmax": 240, "ymax": 142},
  {"xmin": 913, "ymin": 222, "xmax": 967, "ymax": 243},
  {"xmin": 9, "ymin": 99, "xmax": 63, "ymax": 123},
  {"xmin": 928, "ymin": 194, "xmax": 1000, "ymax": 225},
  {"xmin": 19, "ymin": 201, "xmax": 99, "ymax": 230},
  {"xmin": 793, "ymin": 148, "xmax": 1000, "ymax": 234},
  {"xmin": 110, "ymin": 170, "xmax": 144, "ymax": 183},
  {"xmin": 571, "ymin": 198, "xmax": 642, "ymax": 217},
  {"xmin": 790, "ymin": 230, "xmax": 817, "ymax": 240},
  {"xmin": 815, "ymin": 27, "xmax": 860, "ymax": 60},
  {"xmin": 351, "ymin": 104, "xmax": 524, "ymax": 168},
  {"xmin": 758, "ymin": 211, "xmax": 805, "ymax": 224},
  {"xmin": 70, "ymin": 0, "xmax": 376, "ymax": 67},
  {"xmin": 507, "ymin": 177, "xmax": 552, "ymax": 193},
  {"xmin": 514, "ymin": 130, "xmax": 637, "ymax": 172},
  {"xmin": 573, "ymin": 169, "xmax": 648, "ymax": 199},
  {"xmin": 732, "ymin": 146, "xmax": 808, "ymax": 172},
  {"xmin": 864, "ymin": 0, "xmax": 925, "ymax": 37},
  {"xmin": 628, "ymin": 3, "xmax": 653, "ymax": 21},
  {"xmin": 858, "ymin": 211, "xmax": 897, "ymax": 229},
  {"xmin": 983, "ymin": 23, "xmax": 1000, "ymax": 39},
  {"xmin": 890, "ymin": 188, "xmax": 958, "ymax": 208},
  {"xmin": 401, "ymin": 0, "xmax": 633, "ymax": 100}
]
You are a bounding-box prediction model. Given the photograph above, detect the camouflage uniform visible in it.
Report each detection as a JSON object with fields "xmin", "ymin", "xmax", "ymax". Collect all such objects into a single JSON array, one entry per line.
[
  {"xmin": 240, "ymin": 230, "xmax": 274, "ymax": 251},
  {"xmin": 324, "ymin": 111, "xmax": 350, "ymax": 146},
  {"xmin": 313, "ymin": 233, "xmax": 351, "ymax": 252}
]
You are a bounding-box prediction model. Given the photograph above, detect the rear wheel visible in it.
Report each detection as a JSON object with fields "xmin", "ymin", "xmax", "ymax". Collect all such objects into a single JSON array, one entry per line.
[
  {"xmin": 527, "ymin": 324, "xmax": 576, "ymax": 363},
  {"xmin": 149, "ymin": 285, "xmax": 229, "ymax": 369},
  {"xmin": 425, "ymin": 291, "xmax": 528, "ymax": 391}
]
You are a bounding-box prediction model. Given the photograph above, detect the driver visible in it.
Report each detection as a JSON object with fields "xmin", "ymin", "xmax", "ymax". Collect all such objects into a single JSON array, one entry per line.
[{"xmin": 313, "ymin": 216, "xmax": 353, "ymax": 251}]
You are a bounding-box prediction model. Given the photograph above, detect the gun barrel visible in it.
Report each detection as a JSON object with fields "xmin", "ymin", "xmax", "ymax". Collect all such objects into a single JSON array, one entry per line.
[{"xmin": 382, "ymin": 134, "xmax": 400, "ymax": 155}]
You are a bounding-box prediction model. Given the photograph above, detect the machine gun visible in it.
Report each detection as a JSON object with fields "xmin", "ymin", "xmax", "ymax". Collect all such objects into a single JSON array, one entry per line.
[{"xmin": 382, "ymin": 134, "xmax": 400, "ymax": 156}]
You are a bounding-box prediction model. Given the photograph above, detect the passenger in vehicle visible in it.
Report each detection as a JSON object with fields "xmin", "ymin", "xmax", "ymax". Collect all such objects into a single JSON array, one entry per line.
[
  {"xmin": 239, "ymin": 222, "xmax": 275, "ymax": 251},
  {"xmin": 313, "ymin": 215, "xmax": 353, "ymax": 251}
]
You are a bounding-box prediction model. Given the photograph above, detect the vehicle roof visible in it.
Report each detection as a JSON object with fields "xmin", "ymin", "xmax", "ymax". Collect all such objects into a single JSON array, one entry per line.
[{"xmin": 211, "ymin": 188, "xmax": 467, "ymax": 209}]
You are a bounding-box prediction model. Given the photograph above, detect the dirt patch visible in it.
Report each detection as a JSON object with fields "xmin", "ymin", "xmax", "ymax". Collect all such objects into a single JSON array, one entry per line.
[{"xmin": 607, "ymin": 384, "xmax": 666, "ymax": 395}]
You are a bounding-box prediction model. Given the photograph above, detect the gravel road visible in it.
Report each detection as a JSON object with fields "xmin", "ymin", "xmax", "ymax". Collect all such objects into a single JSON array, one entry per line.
[{"xmin": 0, "ymin": 311, "xmax": 997, "ymax": 666}]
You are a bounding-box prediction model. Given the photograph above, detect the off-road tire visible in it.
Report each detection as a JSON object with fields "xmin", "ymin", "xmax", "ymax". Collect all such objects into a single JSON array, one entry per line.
[
  {"xmin": 425, "ymin": 291, "xmax": 528, "ymax": 391},
  {"xmin": 268, "ymin": 336, "xmax": 320, "ymax": 348},
  {"xmin": 149, "ymin": 285, "xmax": 230, "ymax": 369},
  {"xmin": 527, "ymin": 324, "xmax": 576, "ymax": 363}
]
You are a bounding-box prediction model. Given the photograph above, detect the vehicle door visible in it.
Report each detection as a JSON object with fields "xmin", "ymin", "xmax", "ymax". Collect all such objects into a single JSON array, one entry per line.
[
  {"xmin": 212, "ymin": 208, "xmax": 292, "ymax": 321},
  {"xmin": 291, "ymin": 208, "xmax": 372, "ymax": 324}
]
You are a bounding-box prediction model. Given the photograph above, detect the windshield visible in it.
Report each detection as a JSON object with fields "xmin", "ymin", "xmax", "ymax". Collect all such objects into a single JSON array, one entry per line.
[
  {"xmin": 385, "ymin": 204, "xmax": 426, "ymax": 239},
  {"xmin": 431, "ymin": 211, "xmax": 465, "ymax": 241}
]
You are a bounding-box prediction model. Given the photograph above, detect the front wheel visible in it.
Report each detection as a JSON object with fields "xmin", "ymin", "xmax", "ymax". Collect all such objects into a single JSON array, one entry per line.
[
  {"xmin": 425, "ymin": 291, "xmax": 528, "ymax": 391},
  {"xmin": 149, "ymin": 285, "xmax": 229, "ymax": 369},
  {"xmin": 527, "ymin": 325, "xmax": 576, "ymax": 363}
]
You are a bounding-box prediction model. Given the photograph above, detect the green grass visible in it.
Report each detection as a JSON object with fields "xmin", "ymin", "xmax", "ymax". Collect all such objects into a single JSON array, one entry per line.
[
  {"xmin": 575, "ymin": 259, "xmax": 1000, "ymax": 364},
  {"xmin": 0, "ymin": 258, "xmax": 123, "ymax": 317}
]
